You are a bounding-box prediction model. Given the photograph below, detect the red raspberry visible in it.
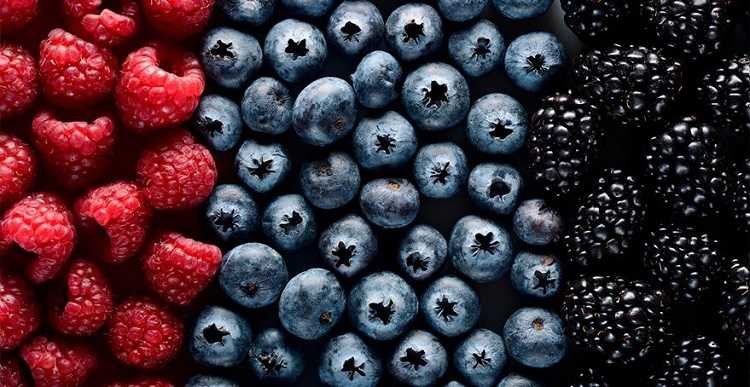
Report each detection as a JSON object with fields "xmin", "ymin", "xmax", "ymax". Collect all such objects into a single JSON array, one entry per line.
[
  {"xmin": 39, "ymin": 29, "xmax": 117, "ymax": 108},
  {"xmin": 63, "ymin": 0, "xmax": 140, "ymax": 47},
  {"xmin": 142, "ymin": 232, "xmax": 221, "ymax": 305},
  {"xmin": 107, "ymin": 298, "xmax": 183, "ymax": 369},
  {"xmin": 48, "ymin": 259, "xmax": 113, "ymax": 336},
  {"xmin": 0, "ymin": 355, "xmax": 28, "ymax": 387},
  {"xmin": 0, "ymin": 134, "xmax": 36, "ymax": 209},
  {"xmin": 0, "ymin": 272, "xmax": 40, "ymax": 351},
  {"xmin": 136, "ymin": 130, "xmax": 216, "ymax": 210},
  {"xmin": 0, "ymin": 45, "xmax": 38, "ymax": 119},
  {"xmin": 0, "ymin": 0, "xmax": 37, "ymax": 33},
  {"xmin": 141, "ymin": 0, "xmax": 213, "ymax": 39},
  {"xmin": 115, "ymin": 43, "xmax": 204, "ymax": 132},
  {"xmin": 31, "ymin": 110, "xmax": 116, "ymax": 191},
  {"xmin": 107, "ymin": 377, "xmax": 174, "ymax": 387},
  {"xmin": 75, "ymin": 181, "xmax": 151, "ymax": 263},
  {"xmin": 20, "ymin": 335, "xmax": 96, "ymax": 387},
  {"xmin": 1, "ymin": 193, "xmax": 76, "ymax": 283}
]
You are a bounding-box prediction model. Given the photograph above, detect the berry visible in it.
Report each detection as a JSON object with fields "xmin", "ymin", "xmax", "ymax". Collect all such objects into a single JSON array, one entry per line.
[
  {"xmin": 39, "ymin": 29, "xmax": 117, "ymax": 107},
  {"xmin": 218, "ymin": 243, "xmax": 288, "ymax": 309},
  {"xmin": 696, "ymin": 54, "xmax": 750, "ymax": 138},
  {"xmin": 205, "ymin": 184, "xmax": 259, "ymax": 243},
  {"xmin": 186, "ymin": 375, "xmax": 237, "ymax": 387},
  {"xmin": 503, "ymin": 307, "xmax": 567, "ymax": 369},
  {"xmin": 0, "ymin": 45, "xmax": 38, "ymax": 119},
  {"xmin": 74, "ymin": 181, "xmax": 151, "ymax": 263},
  {"xmin": 261, "ymin": 194, "xmax": 317, "ymax": 251},
  {"xmin": 385, "ymin": 3, "xmax": 443, "ymax": 62},
  {"xmin": 0, "ymin": 355, "xmax": 28, "ymax": 387},
  {"xmin": 192, "ymin": 94, "xmax": 243, "ymax": 152},
  {"xmin": 566, "ymin": 367, "xmax": 610, "ymax": 387},
  {"xmin": 398, "ymin": 224, "xmax": 447, "ymax": 282},
  {"xmin": 218, "ymin": 0, "xmax": 274, "ymax": 26},
  {"xmin": 319, "ymin": 333, "xmax": 382, "ymax": 387},
  {"xmin": 200, "ymin": 27, "xmax": 263, "ymax": 90},
  {"xmin": 560, "ymin": 0, "xmax": 636, "ymax": 43},
  {"xmin": 31, "ymin": 110, "xmax": 115, "ymax": 191},
  {"xmin": 449, "ymin": 215, "xmax": 512, "ymax": 283},
  {"xmin": 282, "ymin": 0, "xmax": 335, "ymax": 17},
  {"xmin": 48, "ymin": 259, "xmax": 113, "ymax": 336},
  {"xmin": 498, "ymin": 374, "xmax": 543, "ymax": 387},
  {"xmin": 438, "ymin": 0, "xmax": 488, "ymax": 22},
  {"xmin": 412, "ymin": 142, "xmax": 468, "ymax": 199},
  {"xmin": 327, "ymin": 1, "xmax": 385, "ymax": 56},
  {"xmin": 107, "ymin": 298, "xmax": 184, "ymax": 369},
  {"xmin": 402, "ymin": 63, "xmax": 470, "ymax": 131},
  {"xmin": 510, "ymin": 252, "xmax": 562, "ymax": 299},
  {"xmin": 235, "ymin": 139, "xmax": 291, "ymax": 194},
  {"xmin": 136, "ymin": 130, "xmax": 217, "ymax": 210},
  {"xmin": 359, "ymin": 178, "xmax": 420, "ymax": 229},
  {"xmin": 468, "ymin": 163, "xmax": 523, "ymax": 216},
  {"xmin": 718, "ymin": 255, "xmax": 749, "ymax": 353},
  {"xmin": 504, "ymin": 32, "xmax": 566, "ymax": 92},
  {"xmin": 730, "ymin": 159, "xmax": 750, "ymax": 235},
  {"xmin": 142, "ymin": 232, "xmax": 222, "ymax": 306},
  {"xmin": 264, "ymin": 19, "xmax": 327, "ymax": 84},
  {"xmin": 421, "ymin": 276, "xmax": 480, "ymax": 337},
  {"xmin": 453, "ymin": 329, "xmax": 506, "ymax": 387},
  {"xmin": 0, "ymin": 272, "xmax": 40, "ymax": 351},
  {"xmin": 389, "ymin": 330, "xmax": 448, "ymax": 387},
  {"xmin": 1, "ymin": 193, "xmax": 76, "ymax": 283},
  {"xmin": 647, "ymin": 335, "xmax": 733, "ymax": 386},
  {"xmin": 299, "ymin": 152, "xmax": 361, "ymax": 210},
  {"xmin": 351, "ymin": 51, "xmax": 402, "ymax": 110},
  {"xmin": 240, "ymin": 77, "xmax": 293, "ymax": 135},
  {"xmin": 189, "ymin": 305, "xmax": 252, "ymax": 368},
  {"xmin": 292, "ymin": 77, "xmax": 357, "ymax": 147},
  {"xmin": 348, "ymin": 271, "xmax": 418, "ymax": 341},
  {"xmin": 467, "ymin": 93, "xmax": 528, "ymax": 156},
  {"xmin": 0, "ymin": 134, "xmax": 36, "ymax": 209},
  {"xmin": 248, "ymin": 328, "xmax": 304, "ymax": 384},
  {"xmin": 318, "ymin": 215, "xmax": 378, "ymax": 278},
  {"xmin": 107, "ymin": 377, "xmax": 175, "ymax": 387},
  {"xmin": 141, "ymin": 0, "xmax": 213, "ymax": 39},
  {"xmin": 353, "ymin": 110, "xmax": 417, "ymax": 170},
  {"xmin": 512, "ymin": 199, "xmax": 563, "ymax": 246},
  {"xmin": 278, "ymin": 268, "xmax": 346, "ymax": 340},
  {"xmin": 116, "ymin": 43, "xmax": 205, "ymax": 132},
  {"xmin": 0, "ymin": 0, "xmax": 37, "ymax": 33},
  {"xmin": 449, "ymin": 19, "xmax": 505, "ymax": 79},
  {"xmin": 62, "ymin": 0, "xmax": 140, "ymax": 46},
  {"xmin": 20, "ymin": 335, "xmax": 96, "ymax": 387}
]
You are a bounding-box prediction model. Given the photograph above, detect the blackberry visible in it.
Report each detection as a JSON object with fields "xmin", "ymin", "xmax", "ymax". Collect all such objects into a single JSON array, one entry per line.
[
  {"xmin": 696, "ymin": 55, "xmax": 750, "ymax": 138},
  {"xmin": 730, "ymin": 159, "xmax": 750, "ymax": 235},
  {"xmin": 561, "ymin": 275, "xmax": 672, "ymax": 366},
  {"xmin": 643, "ymin": 225, "xmax": 723, "ymax": 304},
  {"xmin": 563, "ymin": 169, "xmax": 646, "ymax": 267},
  {"xmin": 573, "ymin": 44, "xmax": 683, "ymax": 130},
  {"xmin": 527, "ymin": 91, "xmax": 602, "ymax": 202},
  {"xmin": 718, "ymin": 255, "xmax": 749, "ymax": 353},
  {"xmin": 567, "ymin": 367, "xmax": 610, "ymax": 387},
  {"xmin": 647, "ymin": 335, "xmax": 733, "ymax": 386},
  {"xmin": 560, "ymin": 0, "xmax": 636, "ymax": 44},
  {"xmin": 644, "ymin": 116, "xmax": 729, "ymax": 220}
]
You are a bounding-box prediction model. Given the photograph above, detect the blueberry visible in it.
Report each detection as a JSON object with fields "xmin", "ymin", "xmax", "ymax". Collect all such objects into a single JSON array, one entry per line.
[
  {"xmin": 327, "ymin": 1, "xmax": 384, "ymax": 56},
  {"xmin": 300, "ymin": 152, "xmax": 361, "ymax": 209},
  {"xmin": 510, "ymin": 252, "xmax": 561, "ymax": 299},
  {"xmin": 385, "ymin": 3, "xmax": 443, "ymax": 61},
  {"xmin": 278, "ymin": 268, "xmax": 346, "ymax": 340},
  {"xmin": 351, "ymin": 51, "xmax": 403, "ymax": 109},
  {"xmin": 437, "ymin": 0, "xmax": 488, "ymax": 22},
  {"xmin": 402, "ymin": 63, "xmax": 471, "ymax": 131},
  {"xmin": 186, "ymin": 375, "xmax": 239, "ymax": 387},
  {"xmin": 241, "ymin": 77, "xmax": 293, "ymax": 135},
  {"xmin": 235, "ymin": 139, "xmax": 291, "ymax": 193},
  {"xmin": 353, "ymin": 111, "xmax": 417, "ymax": 170},
  {"xmin": 281, "ymin": 0, "xmax": 336, "ymax": 18},
  {"xmin": 201, "ymin": 27, "xmax": 262, "ymax": 89},
  {"xmin": 449, "ymin": 215, "xmax": 513, "ymax": 283},
  {"xmin": 249, "ymin": 328, "xmax": 305, "ymax": 384},
  {"xmin": 445, "ymin": 382, "xmax": 467, "ymax": 387},
  {"xmin": 319, "ymin": 333, "xmax": 383, "ymax": 387},
  {"xmin": 466, "ymin": 93, "xmax": 528, "ymax": 155},
  {"xmin": 218, "ymin": 0, "xmax": 275, "ymax": 26},
  {"xmin": 192, "ymin": 94, "xmax": 243, "ymax": 152},
  {"xmin": 359, "ymin": 178, "xmax": 420, "ymax": 229},
  {"xmin": 492, "ymin": 0, "xmax": 552, "ymax": 20},
  {"xmin": 293, "ymin": 77, "xmax": 358, "ymax": 146},
  {"xmin": 189, "ymin": 306, "xmax": 252, "ymax": 368},
  {"xmin": 504, "ymin": 32, "xmax": 566, "ymax": 92},
  {"xmin": 502, "ymin": 307, "xmax": 567, "ymax": 368},
  {"xmin": 398, "ymin": 224, "xmax": 447, "ymax": 281},
  {"xmin": 262, "ymin": 194, "xmax": 317, "ymax": 251},
  {"xmin": 265, "ymin": 19, "xmax": 327, "ymax": 83},
  {"xmin": 219, "ymin": 242, "xmax": 288, "ymax": 309},
  {"xmin": 318, "ymin": 214, "xmax": 378, "ymax": 278},
  {"xmin": 468, "ymin": 163, "xmax": 523, "ymax": 216},
  {"xmin": 205, "ymin": 184, "xmax": 259, "ymax": 243},
  {"xmin": 512, "ymin": 199, "xmax": 563, "ymax": 246},
  {"xmin": 497, "ymin": 374, "xmax": 542, "ymax": 387},
  {"xmin": 348, "ymin": 271, "xmax": 418, "ymax": 341},
  {"xmin": 413, "ymin": 142, "xmax": 468, "ymax": 199},
  {"xmin": 454, "ymin": 329, "xmax": 507, "ymax": 387},
  {"xmin": 421, "ymin": 276, "xmax": 480, "ymax": 337},
  {"xmin": 389, "ymin": 330, "xmax": 448, "ymax": 387},
  {"xmin": 448, "ymin": 19, "xmax": 505, "ymax": 78}
]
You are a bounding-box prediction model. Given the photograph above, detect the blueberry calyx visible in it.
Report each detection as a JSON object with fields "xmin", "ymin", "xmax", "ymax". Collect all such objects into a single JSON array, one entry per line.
[
  {"xmin": 402, "ymin": 20, "xmax": 425, "ymax": 43},
  {"xmin": 255, "ymin": 351, "xmax": 287, "ymax": 375},
  {"xmin": 471, "ymin": 37, "xmax": 492, "ymax": 60},
  {"xmin": 400, "ymin": 348, "xmax": 428, "ymax": 370},
  {"xmin": 375, "ymin": 133, "xmax": 396, "ymax": 154},
  {"xmin": 280, "ymin": 211, "xmax": 303, "ymax": 234},
  {"xmin": 368, "ymin": 299, "xmax": 395, "ymax": 324},
  {"xmin": 285, "ymin": 39, "xmax": 309, "ymax": 59},
  {"xmin": 332, "ymin": 241, "xmax": 356, "ymax": 267},
  {"xmin": 532, "ymin": 270, "xmax": 555, "ymax": 294},
  {"xmin": 248, "ymin": 157, "xmax": 275, "ymax": 180},
  {"xmin": 488, "ymin": 179, "xmax": 511, "ymax": 198},
  {"xmin": 341, "ymin": 22, "xmax": 362, "ymax": 42},
  {"xmin": 406, "ymin": 252, "xmax": 430, "ymax": 272},
  {"xmin": 434, "ymin": 296, "xmax": 458, "ymax": 321},
  {"xmin": 195, "ymin": 116, "xmax": 224, "ymax": 137},
  {"xmin": 210, "ymin": 40, "xmax": 235, "ymax": 58},
  {"xmin": 525, "ymin": 54, "xmax": 549, "ymax": 74},
  {"xmin": 202, "ymin": 324, "xmax": 230, "ymax": 344},
  {"xmin": 470, "ymin": 233, "xmax": 500, "ymax": 255},
  {"xmin": 430, "ymin": 162, "xmax": 451, "ymax": 184},
  {"xmin": 210, "ymin": 208, "xmax": 239, "ymax": 232},
  {"xmin": 341, "ymin": 357, "xmax": 366, "ymax": 380},
  {"xmin": 471, "ymin": 349, "xmax": 491, "ymax": 369},
  {"xmin": 489, "ymin": 120, "xmax": 514, "ymax": 139},
  {"xmin": 421, "ymin": 81, "xmax": 449, "ymax": 108}
]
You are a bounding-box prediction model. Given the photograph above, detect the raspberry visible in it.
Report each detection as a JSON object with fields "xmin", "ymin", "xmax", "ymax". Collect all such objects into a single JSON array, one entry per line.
[
  {"xmin": 0, "ymin": 134, "xmax": 36, "ymax": 209},
  {"xmin": 31, "ymin": 110, "xmax": 116, "ymax": 191},
  {"xmin": 48, "ymin": 259, "xmax": 113, "ymax": 336},
  {"xmin": 136, "ymin": 130, "xmax": 216, "ymax": 209},
  {"xmin": 143, "ymin": 232, "xmax": 221, "ymax": 305},
  {"xmin": 107, "ymin": 298, "xmax": 183, "ymax": 369},
  {"xmin": 74, "ymin": 181, "xmax": 151, "ymax": 263},
  {"xmin": 0, "ymin": 355, "xmax": 28, "ymax": 387},
  {"xmin": 0, "ymin": 45, "xmax": 38, "ymax": 119},
  {"xmin": 39, "ymin": 29, "xmax": 117, "ymax": 108},
  {"xmin": 62, "ymin": 0, "xmax": 140, "ymax": 47},
  {"xmin": 115, "ymin": 43, "xmax": 204, "ymax": 132},
  {"xmin": 106, "ymin": 377, "xmax": 174, "ymax": 387},
  {"xmin": 0, "ymin": 272, "xmax": 40, "ymax": 351},
  {"xmin": 141, "ymin": 0, "xmax": 213, "ymax": 39},
  {"xmin": 20, "ymin": 335, "xmax": 96, "ymax": 387},
  {"xmin": 1, "ymin": 193, "xmax": 76, "ymax": 283},
  {"xmin": 0, "ymin": 0, "xmax": 37, "ymax": 33}
]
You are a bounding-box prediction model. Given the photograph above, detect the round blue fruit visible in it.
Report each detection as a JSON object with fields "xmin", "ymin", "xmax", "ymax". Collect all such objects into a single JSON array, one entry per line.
[
  {"xmin": 205, "ymin": 184, "xmax": 258, "ymax": 243},
  {"xmin": 318, "ymin": 214, "xmax": 378, "ymax": 278},
  {"xmin": 504, "ymin": 32, "xmax": 566, "ymax": 92},
  {"xmin": 467, "ymin": 93, "xmax": 528, "ymax": 155},
  {"xmin": 186, "ymin": 375, "xmax": 238, "ymax": 387},
  {"xmin": 261, "ymin": 194, "xmax": 317, "ymax": 251},
  {"xmin": 468, "ymin": 163, "xmax": 523, "ymax": 216},
  {"xmin": 300, "ymin": 152, "xmax": 361, "ymax": 209},
  {"xmin": 201, "ymin": 27, "xmax": 262, "ymax": 89},
  {"xmin": 497, "ymin": 374, "xmax": 543, "ymax": 387},
  {"xmin": 281, "ymin": 0, "xmax": 336, "ymax": 18},
  {"xmin": 421, "ymin": 276, "xmax": 480, "ymax": 337},
  {"xmin": 397, "ymin": 224, "xmax": 447, "ymax": 281},
  {"xmin": 293, "ymin": 77, "xmax": 358, "ymax": 146},
  {"xmin": 448, "ymin": 19, "xmax": 505, "ymax": 78},
  {"xmin": 235, "ymin": 139, "xmax": 291, "ymax": 193},
  {"xmin": 389, "ymin": 330, "xmax": 448, "ymax": 387},
  {"xmin": 438, "ymin": 0, "xmax": 488, "ymax": 22},
  {"xmin": 493, "ymin": 0, "xmax": 553, "ymax": 20},
  {"xmin": 264, "ymin": 19, "xmax": 327, "ymax": 83},
  {"xmin": 402, "ymin": 62, "xmax": 470, "ymax": 131},
  {"xmin": 359, "ymin": 178, "xmax": 420, "ymax": 229},
  {"xmin": 503, "ymin": 307, "xmax": 567, "ymax": 368},
  {"xmin": 189, "ymin": 306, "xmax": 252, "ymax": 368},
  {"xmin": 248, "ymin": 328, "xmax": 305, "ymax": 384},
  {"xmin": 218, "ymin": 0, "xmax": 275, "ymax": 26},
  {"xmin": 512, "ymin": 198, "xmax": 563, "ymax": 246},
  {"xmin": 327, "ymin": 1, "xmax": 384, "ymax": 56},
  {"xmin": 241, "ymin": 77, "xmax": 293, "ymax": 135},
  {"xmin": 453, "ymin": 329, "xmax": 507, "ymax": 387},
  {"xmin": 353, "ymin": 110, "xmax": 417, "ymax": 170},
  {"xmin": 348, "ymin": 271, "xmax": 418, "ymax": 341},
  {"xmin": 319, "ymin": 333, "xmax": 382, "ymax": 387},
  {"xmin": 192, "ymin": 94, "xmax": 243, "ymax": 152},
  {"xmin": 510, "ymin": 252, "xmax": 562, "ymax": 298},
  {"xmin": 219, "ymin": 242, "xmax": 288, "ymax": 309},
  {"xmin": 385, "ymin": 3, "xmax": 443, "ymax": 61},
  {"xmin": 351, "ymin": 51, "xmax": 403, "ymax": 109},
  {"xmin": 449, "ymin": 215, "xmax": 512, "ymax": 283},
  {"xmin": 412, "ymin": 142, "xmax": 468, "ymax": 199},
  {"xmin": 278, "ymin": 268, "xmax": 346, "ymax": 340}
]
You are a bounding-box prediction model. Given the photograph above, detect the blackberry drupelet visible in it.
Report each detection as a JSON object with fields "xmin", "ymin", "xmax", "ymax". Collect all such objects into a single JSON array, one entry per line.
[
  {"xmin": 696, "ymin": 55, "xmax": 750, "ymax": 138},
  {"xmin": 643, "ymin": 225, "xmax": 723, "ymax": 304},
  {"xmin": 527, "ymin": 91, "xmax": 602, "ymax": 202},
  {"xmin": 563, "ymin": 169, "xmax": 646, "ymax": 268},
  {"xmin": 718, "ymin": 255, "xmax": 749, "ymax": 353},
  {"xmin": 567, "ymin": 367, "xmax": 610, "ymax": 387},
  {"xmin": 573, "ymin": 44, "xmax": 683, "ymax": 130},
  {"xmin": 560, "ymin": 0, "xmax": 636, "ymax": 44},
  {"xmin": 644, "ymin": 116, "xmax": 729, "ymax": 220},
  {"xmin": 730, "ymin": 159, "xmax": 750, "ymax": 235},
  {"xmin": 647, "ymin": 335, "xmax": 733, "ymax": 386},
  {"xmin": 561, "ymin": 275, "xmax": 672, "ymax": 366}
]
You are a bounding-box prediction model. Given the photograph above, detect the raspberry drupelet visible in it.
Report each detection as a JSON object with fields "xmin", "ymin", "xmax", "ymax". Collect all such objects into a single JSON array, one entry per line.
[
  {"xmin": 0, "ymin": 44, "xmax": 38, "ymax": 119},
  {"xmin": 62, "ymin": 0, "xmax": 140, "ymax": 46},
  {"xmin": 0, "ymin": 271, "xmax": 40, "ymax": 351},
  {"xmin": 47, "ymin": 259, "xmax": 113, "ymax": 336},
  {"xmin": 0, "ymin": 134, "xmax": 36, "ymax": 209}
]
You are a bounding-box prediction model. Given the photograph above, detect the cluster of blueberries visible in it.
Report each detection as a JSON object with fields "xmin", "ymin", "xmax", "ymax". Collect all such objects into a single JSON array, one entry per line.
[{"xmin": 188, "ymin": 0, "xmax": 569, "ymax": 386}]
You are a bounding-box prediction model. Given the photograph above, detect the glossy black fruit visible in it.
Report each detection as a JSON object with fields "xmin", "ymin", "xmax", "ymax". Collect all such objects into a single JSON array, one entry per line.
[
  {"xmin": 718, "ymin": 255, "xmax": 749, "ymax": 353},
  {"xmin": 647, "ymin": 335, "xmax": 733, "ymax": 386}
]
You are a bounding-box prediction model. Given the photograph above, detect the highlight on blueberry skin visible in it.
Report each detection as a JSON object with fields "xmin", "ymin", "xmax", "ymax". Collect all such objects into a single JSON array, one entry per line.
[
  {"xmin": 359, "ymin": 178, "xmax": 420, "ymax": 229},
  {"xmin": 189, "ymin": 305, "xmax": 253, "ymax": 368},
  {"xmin": 281, "ymin": 0, "xmax": 337, "ymax": 18},
  {"xmin": 467, "ymin": 93, "xmax": 528, "ymax": 155},
  {"xmin": 353, "ymin": 110, "xmax": 417, "ymax": 170},
  {"xmin": 278, "ymin": 268, "xmax": 346, "ymax": 340},
  {"xmin": 264, "ymin": 19, "xmax": 327, "ymax": 83},
  {"xmin": 438, "ymin": 0, "xmax": 489, "ymax": 22},
  {"xmin": 352, "ymin": 51, "xmax": 403, "ymax": 109},
  {"xmin": 385, "ymin": 3, "xmax": 444, "ymax": 61},
  {"xmin": 398, "ymin": 224, "xmax": 447, "ymax": 281},
  {"xmin": 218, "ymin": 0, "xmax": 275, "ymax": 26},
  {"xmin": 219, "ymin": 242, "xmax": 288, "ymax": 309},
  {"xmin": 450, "ymin": 215, "xmax": 513, "ymax": 283},
  {"xmin": 504, "ymin": 31, "xmax": 567, "ymax": 92},
  {"xmin": 512, "ymin": 198, "xmax": 563, "ymax": 246},
  {"xmin": 300, "ymin": 152, "xmax": 361, "ymax": 210},
  {"xmin": 348, "ymin": 271, "xmax": 418, "ymax": 341},
  {"xmin": 493, "ymin": 0, "xmax": 553, "ymax": 20},
  {"xmin": 453, "ymin": 329, "xmax": 507, "ymax": 387},
  {"xmin": 201, "ymin": 27, "xmax": 263, "ymax": 89},
  {"xmin": 248, "ymin": 328, "xmax": 305, "ymax": 384},
  {"xmin": 235, "ymin": 139, "xmax": 291, "ymax": 193},
  {"xmin": 318, "ymin": 214, "xmax": 378, "ymax": 278},
  {"xmin": 448, "ymin": 19, "xmax": 505, "ymax": 78},
  {"xmin": 319, "ymin": 333, "xmax": 383, "ymax": 387},
  {"xmin": 468, "ymin": 163, "xmax": 523, "ymax": 216},
  {"xmin": 421, "ymin": 276, "xmax": 481, "ymax": 337},
  {"xmin": 241, "ymin": 77, "xmax": 293, "ymax": 135},
  {"xmin": 205, "ymin": 184, "xmax": 258, "ymax": 243},
  {"xmin": 511, "ymin": 252, "xmax": 562, "ymax": 298},
  {"xmin": 413, "ymin": 142, "xmax": 469, "ymax": 199},
  {"xmin": 293, "ymin": 77, "xmax": 358, "ymax": 146},
  {"xmin": 261, "ymin": 194, "xmax": 317, "ymax": 251},
  {"xmin": 389, "ymin": 329, "xmax": 448, "ymax": 387},
  {"xmin": 192, "ymin": 94, "xmax": 243, "ymax": 152},
  {"xmin": 327, "ymin": 1, "xmax": 385, "ymax": 56},
  {"xmin": 186, "ymin": 374, "xmax": 239, "ymax": 387},
  {"xmin": 497, "ymin": 374, "xmax": 543, "ymax": 387},
  {"xmin": 503, "ymin": 307, "xmax": 568, "ymax": 368},
  {"xmin": 402, "ymin": 62, "xmax": 471, "ymax": 131}
]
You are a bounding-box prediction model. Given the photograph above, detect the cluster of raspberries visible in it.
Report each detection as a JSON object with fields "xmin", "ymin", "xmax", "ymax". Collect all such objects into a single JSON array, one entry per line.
[{"xmin": 0, "ymin": 0, "xmax": 218, "ymax": 385}]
